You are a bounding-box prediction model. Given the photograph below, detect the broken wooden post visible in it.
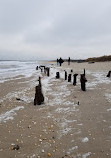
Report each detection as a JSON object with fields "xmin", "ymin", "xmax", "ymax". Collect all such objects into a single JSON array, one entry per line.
[
  {"xmin": 38, "ymin": 76, "xmax": 41, "ymax": 87},
  {"xmin": 45, "ymin": 67, "xmax": 50, "ymax": 76},
  {"xmin": 34, "ymin": 77, "xmax": 44, "ymax": 105},
  {"xmin": 44, "ymin": 67, "xmax": 46, "ymax": 74},
  {"xmin": 47, "ymin": 67, "xmax": 50, "ymax": 76},
  {"xmin": 43, "ymin": 66, "xmax": 46, "ymax": 73},
  {"xmin": 39, "ymin": 66, "xmax": 43, "ymax": 72},
  {"xmin": 36, "ymin": 66, "xmax": 38, "ymax": 70},
  {"xmin": 56, "ymin": 72, "xmax": 60, "ymax": 79},
  {"xmin": 84, "ymin": 68, "xmax": 86, "ymax": 76},
  {"xmin": 68, "ymin": 74, "xmax": 72, "ymax": 82},
  {"xmin": 80, "ymin": 74, "xmax": 87, "ymax": 91},
  {"xmin": 40, "ymin": 66, "xmax": 46, "ymax": 72},
  {"xmin": 64, "ymin": 70, "xmax": 67, "ymax": 80},
  {"xmin": 71, "ymin": 69, "xmax": 73, "ymax": 73},
  {"xmin": 73, "ymin": 73, "xmax": 78, "ymax": 86},
  {"xmin": 106, "ymin": 71, "xmax": 111, "ymax": 77},
  {"xmin": 39, "ymin": 65, "xmax": 46, "ymax": 73}
]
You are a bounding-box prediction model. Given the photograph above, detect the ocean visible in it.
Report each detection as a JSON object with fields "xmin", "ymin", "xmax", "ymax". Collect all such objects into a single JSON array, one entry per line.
[
  {"xmin": 0, "ymin": 60, "xmax": 40, "ymax": 83},
  {"xmin": 0, "ymin": 60, "xmax": 53, "ymax": 123}
]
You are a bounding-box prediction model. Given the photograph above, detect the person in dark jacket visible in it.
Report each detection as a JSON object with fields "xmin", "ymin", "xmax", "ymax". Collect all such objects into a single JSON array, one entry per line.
[
  {"xmin": 59, "ymin": 57, "xmax": 64, "ymax": 66},
  {"xmin": 68, "ymin": 57, "xmax": 70, "ymax": 65}
]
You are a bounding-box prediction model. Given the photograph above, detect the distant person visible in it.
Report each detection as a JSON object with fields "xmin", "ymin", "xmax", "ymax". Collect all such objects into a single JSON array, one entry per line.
[
  {"xmin": 68, "ymin": 57, "xmax": 70, "ymax": 65},
  {"xmin": 57, "ymin": 58, "xmax": 59, "ymax": 65},
  {"xmin": 59, "ymin": 57, "xmax": 64, "ymax": 66}
]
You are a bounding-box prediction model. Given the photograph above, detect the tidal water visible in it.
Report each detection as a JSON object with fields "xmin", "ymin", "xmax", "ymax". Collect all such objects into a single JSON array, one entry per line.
[{"xmin": 0, "ymin": 60, "xmax": 39, "ymax": 83}]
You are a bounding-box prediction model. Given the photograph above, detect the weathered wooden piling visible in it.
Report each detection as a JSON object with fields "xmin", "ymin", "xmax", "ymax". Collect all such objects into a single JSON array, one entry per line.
[
  {"xmin": 107, "ymin": 71, "xmax": 111, "ymax": 77},
  {"xmin": 44, "ymin": 67, "xmax": 46, "ymax": 74},
  {"xmin": 47, "ymin": 67, "xmax": 50, "ymax": 76},
  {"xmin": 45, "ymin": 67, "xmax": 50, "ymax": 76},
  {"xmin": 64, "ymin": 70, "xmax": 67, "ymax": 80},
  {"xmin": 40, "ymin": 67, "xmax": 43, "ymax": 72},
  {"xmin": 34, "ymin": 77, "xmax": 44, "ymax": 105},
  {"xmin": 80, "ymin": 74, "xmax": 87, "ymax": 91},
  {"xmin": 36, "ymin": 66, "xmax": 38, "ymax": 70},
  {"xmin": 71, "ymin": 69, "xmax": 73, "ymax": 73},
  {"xmin": 73, "ymin": 74, "xmax": 78, "ymax": 86},
  {"xmin": 39, "ymin": 65, "xmax": 46, "ymax": 73},
  {"xmin": 43, "ymin": 66, "xmax": 46, "ymax": 73},
  {"xmin": 84, "ymin": 68, "xmax": 86, "ymax": 76},
  {"xmin": 68, "ymin": 74, "xmax": 72, "ymax": 82},
  {"xmin": 56, "ymin": 72, "xmax": 60, "ymax": 79}
]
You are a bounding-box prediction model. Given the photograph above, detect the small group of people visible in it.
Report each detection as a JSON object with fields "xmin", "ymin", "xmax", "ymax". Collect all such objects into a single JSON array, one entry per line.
[{"xmin": 57, "ymin": 57, "xmax": 71, "ymax": 66}]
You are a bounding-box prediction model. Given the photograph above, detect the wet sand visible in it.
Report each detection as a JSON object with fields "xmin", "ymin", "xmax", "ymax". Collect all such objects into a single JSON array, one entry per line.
[{"xmin": 0, "ymin": 61, "xmax": 111, "ymax": 158}]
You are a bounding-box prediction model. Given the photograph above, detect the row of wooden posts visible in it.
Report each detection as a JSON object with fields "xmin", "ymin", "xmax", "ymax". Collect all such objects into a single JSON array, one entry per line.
[
  {"xmin": 34, "ymin": 65, "xmax": 50, "ymax": 105},
  {"xmin": 36, "ymin": 65, "xmax": 50, "ymax": 76},
  {"xmin": 34, "ymin": 65, "xmax": 111, "ymax": 105},
  {"xmin": 56, "ymin": 68, "xmax": 87, "ymax": 91},
  {"xmin": 34, "ymin": 66, "xmax": 87, "ymax": 105}
]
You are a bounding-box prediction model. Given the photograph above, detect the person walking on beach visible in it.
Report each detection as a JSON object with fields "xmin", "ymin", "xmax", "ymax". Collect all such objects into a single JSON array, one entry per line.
[
  {"xmin": 68, "ymin": 57, "xmax": 71, "ymax": 65},
  {"xmin": 59, "ymin": 57, "xmax": 64, "ymax": 66},
  {"xmin": 57, "ymin": 58, "xmax": 59, "ymax": 65}
]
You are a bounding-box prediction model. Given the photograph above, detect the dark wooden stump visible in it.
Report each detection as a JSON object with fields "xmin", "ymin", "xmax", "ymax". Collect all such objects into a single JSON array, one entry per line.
[
  {"xmin": 36, "ymin": 66, "xmax": 38, "ymax": 70},
  {"xmin": 34, "ymin": 77, "xmax": 44, "ymax": 105},
  {"xmin": 47, "ymin": 68, "xmax": 50, "ymax": 76},
  {"xmin": 80, "ymin": 74, "xmax": 87, "ymax": 91},
  {"xmin": 71, "ymin": 69, "xmax": 73, "ymax": 73},
  {"xmin": 68, "ymin": 74, "xmax": 72, "ymax": 82},
  {"xmin": 39, "ymin": 65, "xmax": 46, "ymax": 73},
  {"xmin": 64, "ymin": 70, "xmax": 67, "ymax": 80},
  {"xmin": 73, "ymin": 74, "xmax": 78, "ymax": 85},
  {"xmin": 45, "ymin": 67, "xmax": 50, "ymax": 76},
  {"xmin": 44, "ymin": 67, "xmax": 46, "ymax": 74},
  {"xmin": 84, "ymin": 68, "xmax": 86, "ymax": 76},
  {"xmin": 56, "ymin": 72, "xmax": 60, "ymax": 79},
  {"xmin": 34, "ymin": 86, "xmax": 44, "ymax": 105},
  {"xmin": 107, "ymin": 71, "xmax": 111, "ymax": 77}
]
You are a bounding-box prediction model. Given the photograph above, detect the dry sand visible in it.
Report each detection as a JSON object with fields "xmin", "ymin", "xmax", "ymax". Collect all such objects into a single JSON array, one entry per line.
[{"xmin": 0, "ymin": 61, "xmax": 111, "ymax": 158}]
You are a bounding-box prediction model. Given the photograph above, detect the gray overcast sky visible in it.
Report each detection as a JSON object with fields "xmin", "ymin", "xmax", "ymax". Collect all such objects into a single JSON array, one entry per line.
[{"xmin": 0, "ymin": 0, "xmax": 111, "ymax": 60}]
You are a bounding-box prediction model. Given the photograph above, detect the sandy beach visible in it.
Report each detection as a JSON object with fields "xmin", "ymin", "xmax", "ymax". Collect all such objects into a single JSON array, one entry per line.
[{"xmin": 0, "ymin": 61, "xmax": 111, "ymax": 158}]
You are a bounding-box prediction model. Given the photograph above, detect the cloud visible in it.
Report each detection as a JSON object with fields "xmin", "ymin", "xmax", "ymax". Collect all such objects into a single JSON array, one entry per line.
[{"xmin": 0, "ymin": 0, "xmax": 111, "ymax": 60}]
